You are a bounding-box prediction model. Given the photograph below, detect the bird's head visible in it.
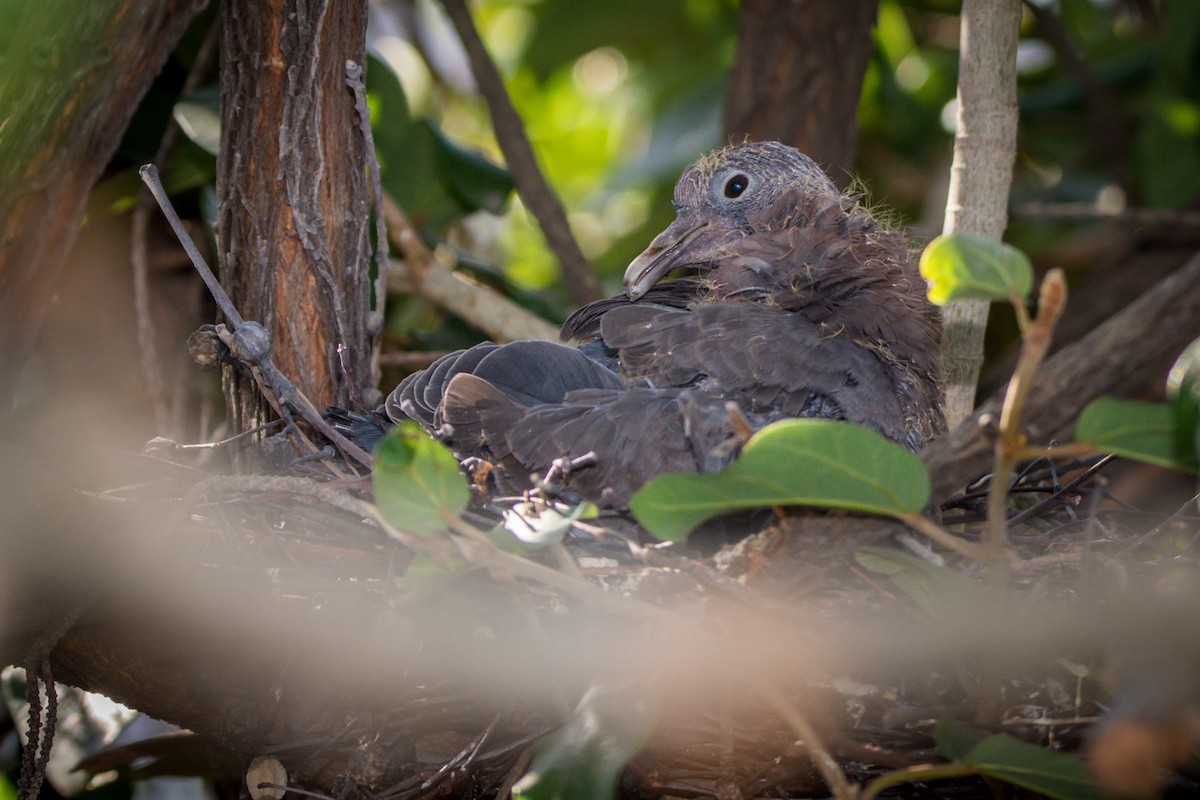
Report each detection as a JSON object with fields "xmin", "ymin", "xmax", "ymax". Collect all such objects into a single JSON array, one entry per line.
[{"xmin": 624, "ymin": 141, "xmax": 839, "ymax": 300}]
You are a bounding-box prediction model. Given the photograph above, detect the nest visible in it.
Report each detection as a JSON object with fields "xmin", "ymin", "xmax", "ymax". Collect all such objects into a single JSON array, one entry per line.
[{"xmin": 53, "ymin": 442, "xmax": 1200, "ymax": 800}]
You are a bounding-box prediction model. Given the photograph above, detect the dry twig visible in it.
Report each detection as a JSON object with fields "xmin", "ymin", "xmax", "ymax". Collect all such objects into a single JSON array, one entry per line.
[
  {"xmin": 384, "ymin": 195, "xmax": 559, "ymax": 343},
  {"xmin": 439, "ymin": 0, "xmax": 603, "ymax": 305}
]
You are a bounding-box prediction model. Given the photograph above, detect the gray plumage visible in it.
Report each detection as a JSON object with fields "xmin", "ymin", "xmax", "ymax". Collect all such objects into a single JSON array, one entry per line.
[{"xmin": 373, "ymin": 142, "xmax": 944, "ymax": 507}]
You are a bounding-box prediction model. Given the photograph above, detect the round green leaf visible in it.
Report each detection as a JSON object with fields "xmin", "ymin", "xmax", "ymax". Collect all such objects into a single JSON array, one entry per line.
[
  {"xmin": 1166, "ymin": 337, "xmax": 1200, "ymax": 470},
  {"xmin": 172, "ymin": 87, "xmax": 221, "ymax": 156},
  {"xmin": 628, "ymin": 419, "xmax": 931, "ymax": 541},
  {"xmin": 513, "ymin": 686, "xmax": 653, "ymax": 800},
  {"xmin": 935, "ymin": 717, "xmax": 1104, "ymax": 800},
  {"xmin": 919, "ymin": 233, "xmax": 1034, "ymax": 305},
  {"xmin": 1075, "ymin": 397, "xmax": 1199, "ymax": 474},
  {"xmin": 373, "ymin": 421, "xmax": 470, "ymax": 536}
]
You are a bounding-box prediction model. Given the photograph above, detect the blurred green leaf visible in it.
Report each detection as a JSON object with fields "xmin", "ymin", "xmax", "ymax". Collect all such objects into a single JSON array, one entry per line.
[
  {"xmin": 854, "ymin": 547, "xmax": 986, "ymax": 621},
  {"xmin": 934, "ymin": 716, "xmax": 988, "ymax": 762},
  {"xmin": 368, "ymin": 55, "xmax": 512, "ymax": 232},
  {"xmin": 936, "ymin": 718, "xmax": 1104, "ymax": 800},
  {"xmin": 1167, "ymin": 338, "xmax": 1200, "ymax": 472},
  {"xmin": 1076, "ymin": 397, "xmax": 1199, "ymax": 474},
  {"xmin": 919, "ymin": 234, "xmax": 1034, "ymax": 305},
  {"xmin": 513, "ymin": 685, "xmax": 654, "ymax": 800},
  {"xmin": 430, "ymin": 123, "xmax": 513, "ymax": 215},
  {"xmin": 173, "ymin": 86, "xmax": 220, "ymax": 156},
  {"xmin": 373, "ymin": 421, "xmax": 470, "ymax": 536},
  {"xmin": 629, "ymin": 420, "xmax": 930, "ymax": 541}
]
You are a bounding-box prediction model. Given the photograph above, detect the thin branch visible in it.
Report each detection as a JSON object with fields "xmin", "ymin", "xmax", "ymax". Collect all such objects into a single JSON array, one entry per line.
[
  {"xmin": 860, "ymin": 763, "xmax": 981, "ymax": 800},
  {"xmin": 757, "ymin": 682, "xmax": 856, "ymax": 800},
  {"xmin": 438, "ymin": 0, "xmax": 604, "ymax": 305},
  {"xmin": 1012, "ymin": 202, "xmax": 1200, "ymax": 228},
  {"xmin": 940, "ymin": 0, "xmax": 1022, "ymax": 427},
  {"xmin": 130, "ymin": 17, "xmax": 220, "ymax": 433},
  {"xmin": 986, "ymin": 270, "xmax": 1068, "ymax": 561},
  {"xmin": 897, "ymin": 512, "xmax": 997, "ymax": 563},
  {"xmin": 383, "ymin": 195, "xmax": 559, "ymax": 343},
  {"xmin": 139, "ymin": 165, "xmax": 375, "ymax": 469}
]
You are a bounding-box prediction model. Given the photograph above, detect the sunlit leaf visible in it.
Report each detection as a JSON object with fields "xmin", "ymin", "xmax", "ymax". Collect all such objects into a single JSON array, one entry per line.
[
  {"xmin": 368, "ymin": 55, "xmax": 512, "ymax": 232},
  {"xmin": 430, "ymin": 123, "xmax": 513, "ymax": 215},
  {"xmin": 919, "ymin": 234, "xmax": 1034, "ymax": 305},
  {"xmin": 1076, "ymin": 397, "xmax": 1199, "ymax": 474},
  {"xmin": 173, "ymin": 87, "xmax": 221, "ymax": 156},
  {"xmin": 1167, "ymin": 338, "xmax": 1200, "ymax": 471},
  {"xmin": 854, "ymin": 548, "xmax": 987, "ymax": 620},
  {"xmin": 513, "ymin": 686, "xmax": 654, "ymax": 800},
  {"xmin": 936, "ymin": 718, "xmax": 1103, "ymax": 800},
  {"xmin": 629, "ymin": 420, "xmax": 930, "ymax": 541},
  {"xmin": 373, "ymin": 421, "xmax": 469, "ymax": 537}
]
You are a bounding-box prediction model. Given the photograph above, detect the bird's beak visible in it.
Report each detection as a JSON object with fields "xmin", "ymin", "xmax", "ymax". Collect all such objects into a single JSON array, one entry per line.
[{"xmin": 623, "ymin": 217, "xmax": 710, "ymax": 300}]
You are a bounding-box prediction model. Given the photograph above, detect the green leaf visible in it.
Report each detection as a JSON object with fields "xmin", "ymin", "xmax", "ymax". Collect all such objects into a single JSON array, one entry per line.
[
  {"xmin": 919, "ymin": 234, "xmax": 1034, "ymax": 305},
  {"xmin": 430, "ymin": 123, "xmax": 514, "ymax": 215},
  {"xmin": 172, "ymin": 87, "xmax": 221, "ymax": 156},
  {"xmin": 1076, "ymin": 397, "xmax": 1199, "ymax": 474},
  {"xmin": 373, "ymin": 421, "xmax": 470, "ymax": 536},
  {"xmin": 854, "ymin": 548, "xmax": 987, "ymax": 621},
  {"xmin": 934, "ymin": 716, "xmax": 988, "ymax": 762},
  {"xmin": 513, "ymin": 686, "xmax": 654, "ymax": 800},
  {"xmin": 1167, "ymin": 338, "xmax": 1200, "ymax": 471},
  {"xmin": 368, "ymin": 56, "xmax": 512, "ymax": 232},
  {"xmin": 629, "ymin": 420, "xmax": 930, "ymax": 541},
  {"xmin": 937, "ymin": 718, "xmax": 1103, "ymax": 800}
]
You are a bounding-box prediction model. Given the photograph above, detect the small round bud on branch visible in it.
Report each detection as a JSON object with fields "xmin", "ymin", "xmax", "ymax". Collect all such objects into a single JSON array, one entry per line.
[{"xmin": 231, "ymin": 322, "xmax": 271, "ymax": 364}]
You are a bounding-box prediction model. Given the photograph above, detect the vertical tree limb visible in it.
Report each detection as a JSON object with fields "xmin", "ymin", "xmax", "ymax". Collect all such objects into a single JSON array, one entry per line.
[
  {"xmin": 218, "ymin": 0, "xmax": 374, "ymax": 436},
  {"xmin": 723, "ymin": 0, "xmax": 880, "ymax": 181},
  {"xmin": 940, "ymin": 0, "xmax": 1022, "ymax": 427},
  {"xmin": 440, "ymin": 0, "xmax": 604, "ymax": 306}
]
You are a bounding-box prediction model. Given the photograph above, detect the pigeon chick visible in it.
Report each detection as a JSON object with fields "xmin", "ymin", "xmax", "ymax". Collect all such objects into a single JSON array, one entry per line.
[{"xmin": 371, "ymin": 141, "xmax": 944, "ymax": 508}]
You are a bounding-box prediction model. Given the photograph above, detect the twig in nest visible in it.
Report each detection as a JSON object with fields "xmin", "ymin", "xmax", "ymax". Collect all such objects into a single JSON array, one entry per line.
[
  {"xmin": 757, "ymin": 682, "xmax": 855, "ymax": 800},
  {"xmin": 138, "ymin": 165, "xmax": 374, "ymax": 470},
  {"xmin": 1004, "ymin": 454, "xmax": 1114, "ymax": 528},
  {"xmin": 383, "ymin": 195, "xmax": 559, "ymax": 343},
  {"xmin": 438, "ymin": 0, "xmax": 603, "ymax": 305}
]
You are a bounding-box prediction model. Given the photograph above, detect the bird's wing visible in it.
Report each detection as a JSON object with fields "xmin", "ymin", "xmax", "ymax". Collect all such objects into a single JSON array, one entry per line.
[
  {"xmin": 560, "ymin": 279, "xmax": 703, "ymax": 344},
  {"xmin": 599, "ymin": 302, "xmax": 910, "ymax": 443}
]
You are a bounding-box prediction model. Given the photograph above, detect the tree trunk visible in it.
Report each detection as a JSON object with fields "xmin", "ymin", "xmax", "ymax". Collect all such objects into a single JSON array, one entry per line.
[
  {"xmin": 218, "ymin": 0, "xmax": 375, "ymax": 436},
  {"xmin": 722, "ymin": 0, "xmax": 880, "ymax": 180},
  {"xmin": 939, "ymin": 0, "xmax": 1021, "ymax": 427},
  {"xmin": 0, "ymin": 0, "xmax": 206, "ymax": 411}
]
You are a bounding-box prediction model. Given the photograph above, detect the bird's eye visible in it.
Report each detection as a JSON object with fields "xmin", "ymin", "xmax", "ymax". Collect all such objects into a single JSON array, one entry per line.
[{"xmin": 723, "ymin": 174, "xmax": 749, "ymax": 199}]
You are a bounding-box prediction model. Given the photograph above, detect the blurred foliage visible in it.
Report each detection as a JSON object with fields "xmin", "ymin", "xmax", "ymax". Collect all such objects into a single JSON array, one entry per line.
[
  {"xmin": 365, "ymin": 0, "xmax": 1198, "ymax": 317},
  {"xmin": 107, "ymin": 0, "xmax": 1200, "ymax": 354}
]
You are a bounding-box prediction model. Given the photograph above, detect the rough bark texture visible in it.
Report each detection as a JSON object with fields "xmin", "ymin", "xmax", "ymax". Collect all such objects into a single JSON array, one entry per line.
[
  {"xmin": 0, "ymin": 0, "xmax": 206, "ymax": 411},
  {"xmin": 722, "ymin": 0, "xmax": 880, "ymax": 181},
  {"xmin": 218, "ymin": 0, "xmax": 374, "ymax": 435},
  {"xmin": 939, "ymin": 0, "xmax": 1022, "ymax": 427}
]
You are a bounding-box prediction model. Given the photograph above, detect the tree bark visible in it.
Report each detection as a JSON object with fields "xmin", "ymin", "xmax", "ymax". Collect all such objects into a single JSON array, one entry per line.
[
  {"xmin": 939, "ymin": 0, "xmax": 1021, "ymax": 428},
  {"xmin": 0, "ymin": 0, "xmax": 206, "ymax": 412},
  {"xmin": 722, "ymin": 0, "xmax": 880, "ymax": 180},
  {"xmin": 218, "ymin": 0, "xmax": 376, "ymax": 436}
]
